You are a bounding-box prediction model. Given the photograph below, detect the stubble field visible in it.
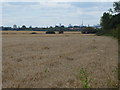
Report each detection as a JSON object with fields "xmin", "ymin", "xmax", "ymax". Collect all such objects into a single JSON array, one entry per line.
[{"xmin": 2, "ymin": 31, "xmax": 118, "ymax": 88}]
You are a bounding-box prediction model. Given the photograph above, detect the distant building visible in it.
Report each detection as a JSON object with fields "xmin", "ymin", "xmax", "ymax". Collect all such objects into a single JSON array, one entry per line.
[
  {"xmin": 13, "ymin": 24, "xmax": 17, "ymax": 29},
  {"xmin": 69, "ymin": 25, "xmax": 81, "ymax": 31}
]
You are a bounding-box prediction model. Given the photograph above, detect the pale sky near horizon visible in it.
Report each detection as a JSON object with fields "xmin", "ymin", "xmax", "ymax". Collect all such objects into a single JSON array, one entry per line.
[{"xmin": 1, "ymin": 1, "xmax": 114, "ymax": 27}]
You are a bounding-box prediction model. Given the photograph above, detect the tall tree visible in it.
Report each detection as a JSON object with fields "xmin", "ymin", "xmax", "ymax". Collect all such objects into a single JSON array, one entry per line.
[
  {"xmin": 98, "ymin": 1, "xmax": 120, "ymax": 37},
  {"xmin": 113, "ymin": 1, "xmax": 120, "ymax": 13},
  {"xmin": 100, "ymin": 12, "xmax": 112, "ymax": 30}
]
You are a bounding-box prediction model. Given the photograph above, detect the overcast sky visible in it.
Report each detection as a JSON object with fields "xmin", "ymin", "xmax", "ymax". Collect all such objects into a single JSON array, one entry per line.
[{"xmin": 2, "ymin": 1, "xmax": 113, "ymax": 27}]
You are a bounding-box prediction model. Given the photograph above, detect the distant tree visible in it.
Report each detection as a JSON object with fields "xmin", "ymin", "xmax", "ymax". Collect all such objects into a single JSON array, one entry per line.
[
  {"xmin": 21, "ymin": 25, "xmax": 26, "ymax": 30},
  {"xmin": 61, "ymin": 25, "xmax": 64, "ymax": 28},
  {"xmin": 49, "ymin": 26, "xmax": 54, "ymax": 31},
  {"xmin": 55, "ymin": 25, "xmax": 59, "ymax": 31},
  {"xmin": 59, "ymin": 25, "xmax": 64, "ymax": 34},
  {"xmin": 49, "ymin": 26, "xmax": 53, "ymax": 28},
  {"xmin": 1, "ymin": 26, "xmax": 4, "ymax": 30},
  {"xmin": 29, "ymin": 26, "xmax": 32, "ymax": 31},
  {"xmin": 29, "ymin": 26, "xmax": 32, "ymax": 28},
  {"xmin": 55, "ymin": 25, "xmax": 59, "ymax": 28}
]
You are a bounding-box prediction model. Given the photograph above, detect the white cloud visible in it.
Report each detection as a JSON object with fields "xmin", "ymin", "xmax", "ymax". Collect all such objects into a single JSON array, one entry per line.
[
  {"xmin": 2, "ymin": 2, "xmax": 113, "ymax": 26},
  {"xmin": 38, "ymin": 2, "xmax": 72, "ymax": 8}
]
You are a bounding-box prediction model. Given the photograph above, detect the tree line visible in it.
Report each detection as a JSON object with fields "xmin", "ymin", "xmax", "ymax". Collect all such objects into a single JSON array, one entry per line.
[{"xmin": 2, "ymin": 24, "xmax": 99, "ymax": 34}]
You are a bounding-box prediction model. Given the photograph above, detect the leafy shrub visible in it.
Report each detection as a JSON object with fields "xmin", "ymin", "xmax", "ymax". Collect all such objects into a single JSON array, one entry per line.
[
  {"xmin": 46, "ymin": 31, "xmax": 55, "ymax": 34},
  {"xmin": 96, "ymin": 24, "xmax": 120, "ymax": 41},
  {"xmin": 31, "ymin": 32, "xmax": 37, "ymax": 34},
  {"xmin": 96, "ymin": 29, "xmax": 105, "ymax": 36}
]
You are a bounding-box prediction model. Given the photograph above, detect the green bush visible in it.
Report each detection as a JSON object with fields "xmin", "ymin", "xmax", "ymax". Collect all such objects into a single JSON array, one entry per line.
[
  {"xmin": 96, "ymin": 24, "xmax": 120, "ymax": 40},
  {"xmin": 96, "ymin": 29, "xmax": 105, "ymax": 36},
  {"xmin": 31, "ymin": 32, "xmax": 37, "ymax": 34},
  {"xmin": 81, "ymin": 29, "xmax": 98, "ymax": 34},
  {"xmin": 46, "ymin": 30, "xmax": 55, "ymax": 34}
]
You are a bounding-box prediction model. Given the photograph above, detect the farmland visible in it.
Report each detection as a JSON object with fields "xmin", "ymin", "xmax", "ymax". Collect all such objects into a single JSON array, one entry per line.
[{"xmin": 2, "ymin": 31, "xmax": 118, "ymax": 88}]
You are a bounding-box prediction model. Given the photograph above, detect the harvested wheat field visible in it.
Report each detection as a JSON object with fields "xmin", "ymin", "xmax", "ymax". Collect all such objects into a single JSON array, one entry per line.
[{"xmin": 2, "ymin": 32, "xmax": 118, "ymax": 88}]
